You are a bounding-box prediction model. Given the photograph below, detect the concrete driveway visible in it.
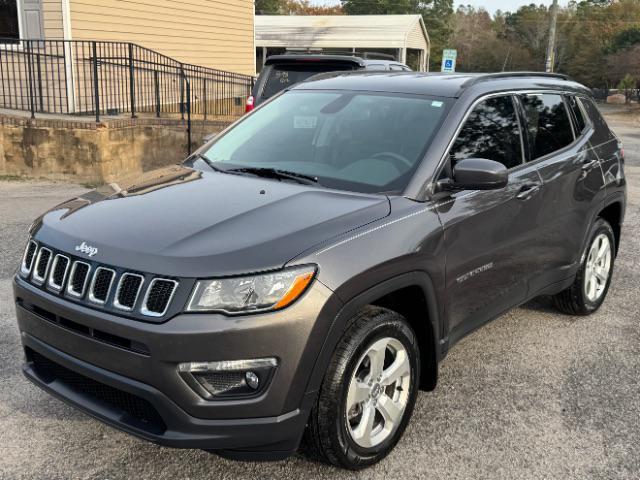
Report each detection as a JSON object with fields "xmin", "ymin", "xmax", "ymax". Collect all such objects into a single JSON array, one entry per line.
[{"xmin": 1, "ymin": 113, "xmax": 639, "ymax": 480}]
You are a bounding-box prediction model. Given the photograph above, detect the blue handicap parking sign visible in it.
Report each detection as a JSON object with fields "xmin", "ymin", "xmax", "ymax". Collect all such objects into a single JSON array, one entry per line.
[{"xmin": 445, "ymin": 59, "xmax": 453, "ymax": 69}]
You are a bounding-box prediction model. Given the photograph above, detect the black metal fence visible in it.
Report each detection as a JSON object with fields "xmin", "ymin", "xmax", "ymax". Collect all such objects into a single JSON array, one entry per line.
[{"xmin": 0, "ymin": 39, "xmax": 255, "ymax": 122}]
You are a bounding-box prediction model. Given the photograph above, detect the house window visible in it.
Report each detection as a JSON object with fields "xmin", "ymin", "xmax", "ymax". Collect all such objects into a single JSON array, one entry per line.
[{"xmin": 0, "ymin": 0, "xmax": 20, "ymax": 43}]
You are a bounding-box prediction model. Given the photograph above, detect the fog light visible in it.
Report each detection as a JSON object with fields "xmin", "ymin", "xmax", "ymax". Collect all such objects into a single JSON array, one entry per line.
[
  {"xmin": 178, "ymin": 358, "xmax": 277, "ymax": 399},
  {"xmin": 245, "ymin": 371, "xmax": 259, "ymax": 390}
]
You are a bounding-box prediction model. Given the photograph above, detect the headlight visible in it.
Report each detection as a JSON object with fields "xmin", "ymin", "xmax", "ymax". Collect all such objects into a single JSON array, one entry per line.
[{"xmin": 186, "ymin": 266, "xmax": 316, "ymax": 313}]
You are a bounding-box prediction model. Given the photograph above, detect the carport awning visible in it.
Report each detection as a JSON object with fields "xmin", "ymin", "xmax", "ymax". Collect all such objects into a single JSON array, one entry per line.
[{"xmin": 255, "ymin": 14, "xmax": 428, "ymax": 49}]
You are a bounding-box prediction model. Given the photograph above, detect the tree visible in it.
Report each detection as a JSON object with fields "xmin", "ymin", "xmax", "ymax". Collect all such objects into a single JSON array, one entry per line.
[
  {"xmin": 609, "ymin": 27, "xmax": 640, "ymax": 53},
  {"xmin": 617, "ymin": 73, "xmax": 637, "ymax": 103},
  {"xmin": 282, "ymin": 0, "xmax": 343, "ymax": 15},
  {"xmin": 255, "ymin": 0, "xmax": 285, "ymax": 14}
]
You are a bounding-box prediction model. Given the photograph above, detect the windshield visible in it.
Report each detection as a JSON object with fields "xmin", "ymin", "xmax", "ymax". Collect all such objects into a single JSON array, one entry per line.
[{"xmin": 202, "ymin": 90, "xmax": 451, "ymax": 194}]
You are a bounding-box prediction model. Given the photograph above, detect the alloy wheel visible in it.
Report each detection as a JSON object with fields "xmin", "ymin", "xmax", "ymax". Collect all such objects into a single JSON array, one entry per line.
[
  {"xmin": 584, "ymin": 233, "xmax": 612, "ymax": 302},
  {"xmin": 345, "ymin": 337, "xmax": 411, "ymax": 448}
]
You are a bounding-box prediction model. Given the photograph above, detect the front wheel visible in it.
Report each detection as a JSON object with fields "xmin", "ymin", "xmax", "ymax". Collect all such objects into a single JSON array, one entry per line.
[
  {"xmin": 553, "ymin": 217, "xmax": 616, "ymax": 315},
  {"xmin": 303, "ymin": 306, "xmax": 420, "ymax": 470}
]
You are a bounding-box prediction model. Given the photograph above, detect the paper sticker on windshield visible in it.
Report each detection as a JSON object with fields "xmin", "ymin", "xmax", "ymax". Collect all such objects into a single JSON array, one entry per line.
[
  {"xmin": 294, "ymin": 116, "xmax": 317, "ymax": 129},
  {"xmin": 431, "ymin": 101, "xmax": 444, "ymax": 108}
]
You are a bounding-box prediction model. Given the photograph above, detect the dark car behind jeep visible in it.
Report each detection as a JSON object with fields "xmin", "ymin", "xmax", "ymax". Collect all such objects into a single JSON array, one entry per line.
[
  {"xmin": 246, "ymin": 53, "xmax": 411, "ymax": 111},
  {"xmin": 14, "ymin": 72, "xmax": 625, "ymax": 470}
]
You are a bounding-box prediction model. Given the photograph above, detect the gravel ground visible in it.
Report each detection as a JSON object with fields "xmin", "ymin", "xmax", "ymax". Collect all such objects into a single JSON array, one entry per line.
[{"xmin": 1, "ymin": 113, "xmax": 639, "ymax": 480}]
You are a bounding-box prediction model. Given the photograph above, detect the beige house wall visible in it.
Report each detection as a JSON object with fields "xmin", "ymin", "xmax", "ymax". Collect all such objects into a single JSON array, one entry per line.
[
  {"xmin": 42, "ymin": 0, "xmax": 64, "ymax": 38},
  {"xmin": 68, "ymin": 0, "xmax": 255, "ymax": 75}
]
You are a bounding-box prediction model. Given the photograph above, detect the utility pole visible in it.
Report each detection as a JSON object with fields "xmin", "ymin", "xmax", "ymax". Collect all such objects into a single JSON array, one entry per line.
[{"xmin": 545, "ymin": 0, "xmax": 559, "ymax": 72}]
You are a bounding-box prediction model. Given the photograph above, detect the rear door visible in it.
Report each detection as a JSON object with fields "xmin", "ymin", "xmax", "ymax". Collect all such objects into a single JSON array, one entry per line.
[
  {"xmin": 437, "ymin": 94, "xmax": 545, "ymax": 343},
  {"xmin": 579, "ymin": 97, "xmax": 624, "ymax": 194},
  {"xmin": 519, "ymin": 93, "xmax": 606, "ymax": 294}
]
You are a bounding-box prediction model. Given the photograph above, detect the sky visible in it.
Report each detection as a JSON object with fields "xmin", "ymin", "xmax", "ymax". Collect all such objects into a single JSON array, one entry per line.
[{"xmin": 310, "ymin": 0, "xmax": 567, "ymax": 15}]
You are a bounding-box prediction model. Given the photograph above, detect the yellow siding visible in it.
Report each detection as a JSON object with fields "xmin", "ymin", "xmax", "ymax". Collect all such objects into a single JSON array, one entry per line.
[
  {"xmin": 43, "ymin": 0, "xmax": 64, "ymax": 39},
  {"xmin": 69, "ymin": 0, "xmax": 254, "ymax": 75}
]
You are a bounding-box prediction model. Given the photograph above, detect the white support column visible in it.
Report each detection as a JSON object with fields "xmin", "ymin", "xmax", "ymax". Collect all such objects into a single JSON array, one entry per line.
[
  {"xmin": 400, "ymin": 47, "xmax": 407, "ymax": 64},
  {"xmin": 61, "ymin": 0, "xmax": 76, "ymax": 113}
]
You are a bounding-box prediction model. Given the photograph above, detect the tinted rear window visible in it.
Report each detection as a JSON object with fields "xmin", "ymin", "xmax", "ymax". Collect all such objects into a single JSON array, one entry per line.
[
  {"xmin": 520, "ymin": 94, "xmax": 574, "ymax": 160},
  {"xmin": 566, "ymin": 95, "xmax": 587, "ymax": 134},
  {"xmin": 579, "ymin": 97, "xmax": 616, "ymax": 146},
  {"xmin": 261, "ymin": 64, "xmax": 355, "ymax": 100}
]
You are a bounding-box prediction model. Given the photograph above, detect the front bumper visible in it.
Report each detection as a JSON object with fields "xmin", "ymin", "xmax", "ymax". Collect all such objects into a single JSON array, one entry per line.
[{"xmin": 14, "ymin": 275, "xmax": 341, "ymax": 456}]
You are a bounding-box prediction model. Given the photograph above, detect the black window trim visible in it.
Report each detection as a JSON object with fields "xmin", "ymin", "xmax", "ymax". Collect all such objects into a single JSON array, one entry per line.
[{"xmin": 430, "ymin": 89, "xmax": 597, "ymax": 188}]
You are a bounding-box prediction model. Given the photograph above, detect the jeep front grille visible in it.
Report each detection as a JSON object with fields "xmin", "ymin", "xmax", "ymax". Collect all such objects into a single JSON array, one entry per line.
[
  {"xmin": 89, "ymin": 267, "xmax": 116, "ymax": 304},
  {"xmin": 48, "ymin": 255, "xmax": 70, "ymax": 291},
  {"xmin": 114, "ymin": 273, "xmax": 144, "ymax": 311},
  {"xmin": 20, "ymin": 242, "xmax": 180, "ymax": 320},
  {"xmin": 32, "ymin": 248, "xmax": 52, "ymax": 284},
  {"xmin": 21, "ymin": 240, "xmax": 38, "ymax": 276},
  {"xmin": 142, "ymin": 279, "xmax": 178, "ymax": 317},
  {"xmin": 67, "ymin": 261, "xmax": 91, "ymax": 298}
]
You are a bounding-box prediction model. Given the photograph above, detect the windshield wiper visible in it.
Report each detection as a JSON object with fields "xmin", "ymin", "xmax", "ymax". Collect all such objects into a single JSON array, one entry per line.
[{"xmin": 225, "ymin": 167, "xmax": 320, "ymax": 185}]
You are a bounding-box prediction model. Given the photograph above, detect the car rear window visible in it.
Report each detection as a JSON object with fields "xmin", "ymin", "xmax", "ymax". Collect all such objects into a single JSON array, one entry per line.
[
  {"xmin": 261, "ymin": 64, "xmax": 355, "ymax": 100},
  {"xmin": 520, "ymin": 94, "xmax": 574, "ymax": 160},
  {"xmin": 579, "ymin": 97, "xmax": 616, "ymax": 146},
  {"xmin": 566, "ymin": 95, "xmax": 588, "ymax": 134}
]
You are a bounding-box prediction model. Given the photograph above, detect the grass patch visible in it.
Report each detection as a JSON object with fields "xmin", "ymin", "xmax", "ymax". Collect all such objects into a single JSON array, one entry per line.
[{"xmin": 0, "ymin": 174, "xmax": 28, "ymax": 182}]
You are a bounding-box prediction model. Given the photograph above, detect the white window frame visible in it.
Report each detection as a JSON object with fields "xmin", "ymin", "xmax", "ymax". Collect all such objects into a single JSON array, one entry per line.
[{"xmin": 0, "ymin": 0, "xmax": 24, "ymax": 50}]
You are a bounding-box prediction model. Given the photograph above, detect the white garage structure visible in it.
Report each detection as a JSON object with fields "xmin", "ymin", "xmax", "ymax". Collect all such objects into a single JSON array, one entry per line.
[{"xmin": 255, "ymin": 15, "xmax": 429, "ymax": 72}]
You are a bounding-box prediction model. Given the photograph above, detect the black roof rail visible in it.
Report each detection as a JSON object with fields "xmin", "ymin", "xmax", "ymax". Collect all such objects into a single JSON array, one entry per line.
[{"xmin": 462, "ymin": 71, "xmax": 570, "ymax": 88}]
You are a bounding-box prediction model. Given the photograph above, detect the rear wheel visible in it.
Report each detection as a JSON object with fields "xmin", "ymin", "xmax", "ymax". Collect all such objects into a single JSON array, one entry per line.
[
  {"xmin": 553, "ymin": 218, "xmax": 616, "ymax": 315},
  {"xmin": 304, "ymin": 306, "xmax": 420, "ymax": 470}
]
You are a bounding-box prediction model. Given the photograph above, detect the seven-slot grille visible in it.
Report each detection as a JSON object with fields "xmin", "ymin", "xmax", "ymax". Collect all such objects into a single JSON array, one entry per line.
[
  {"xmin": 114, "ymin": 274, "xmax": 144, "ymax": 311},
  {"xmin": 48, "ymin": 255, "xmax": 70, "ymax": 291},
  {"xmin": 20, "ymin": 241, "xmax": 178, "ymax": 318}
]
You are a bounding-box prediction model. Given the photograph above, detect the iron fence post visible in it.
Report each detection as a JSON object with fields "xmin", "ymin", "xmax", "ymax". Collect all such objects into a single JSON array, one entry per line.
[
  {"xmin": 36, "ymin": 52, "xmax": 43, "ymax": 112},
  {"xmin": 25, "ymin": 40, "xmax": 35, "ymax": 119},
  {"xmin": 128, "ymin": 43, "xmax": 136, "ymax": 118},
  {"xmin": 185, "ymin": 74, "xmax": 192, "ymax": 155},
  {"xmin": 203, "ymin": 78, "xmax": 207, "ymax": 121},
  {"xmin": 180, "ymin": 72, "xmax": 184, "ymax": 120},
  {"xmin": 154, "ymin": 70, "xmax": 160, "ymax": 117},
  {"xmin": 92, "ymin": 41, "xmax": 100, "ymax": 122}
]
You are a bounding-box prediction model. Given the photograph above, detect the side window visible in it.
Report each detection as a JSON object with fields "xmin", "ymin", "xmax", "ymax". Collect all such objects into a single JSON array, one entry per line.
[
  {"xmin": 520, "ymin": 94, "xmax": 574, "ymax": 160},
  {"xmin": 566, "ymin": 95, "xmax": 587, "ymax": 134},
  {"xmin": 389, "ymin": 64, "xmax": 404, "ymax": 71},
  {"xmin": 449, "ymin": 96, "xmax": 523, "ymax": 170},
  {"xmin": 578, "ymin": 96, "xmax": 616, "ymax": 146}
]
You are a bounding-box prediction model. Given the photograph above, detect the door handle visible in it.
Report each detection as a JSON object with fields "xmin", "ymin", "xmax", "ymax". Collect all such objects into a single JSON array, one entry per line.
[
  {"xmin": 582, "ymin": 159, "xmax": 599, "ymax": 171},
  {"xmin": 516, "ymin": 184, "xmax": 541, "ymax": 200}
]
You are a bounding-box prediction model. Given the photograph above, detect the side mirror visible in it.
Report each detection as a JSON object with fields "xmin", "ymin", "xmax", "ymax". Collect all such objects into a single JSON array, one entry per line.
[{"xmin": 449, "ymin": 158, "xmax": 508, "ymax": 190}]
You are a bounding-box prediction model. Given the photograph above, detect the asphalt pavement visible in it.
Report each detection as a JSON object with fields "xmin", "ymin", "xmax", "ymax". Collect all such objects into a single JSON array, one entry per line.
[{"xmin": 1, "ymin": 111, "xmax": 639, "ymax": 480}]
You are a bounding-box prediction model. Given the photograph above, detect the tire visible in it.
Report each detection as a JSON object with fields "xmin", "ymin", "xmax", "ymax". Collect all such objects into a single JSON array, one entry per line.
[
  {"xmin": 553, "ymin": 217, "xmax": 616, "ymax": 315},
  {"xmin": 303, "ymin": 306, "xmax": 420, "ymax": 470}
]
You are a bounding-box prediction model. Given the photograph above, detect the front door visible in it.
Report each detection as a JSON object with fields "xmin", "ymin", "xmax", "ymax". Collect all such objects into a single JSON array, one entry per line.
[{"xmin": 436, "ymin": 94, "xmax": 544, "ymax": 343}]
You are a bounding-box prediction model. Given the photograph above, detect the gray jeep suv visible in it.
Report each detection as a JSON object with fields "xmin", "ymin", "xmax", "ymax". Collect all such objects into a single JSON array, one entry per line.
[{"xmin": 14, "ymin": 72, "xmax": 626, "ymax": 470}]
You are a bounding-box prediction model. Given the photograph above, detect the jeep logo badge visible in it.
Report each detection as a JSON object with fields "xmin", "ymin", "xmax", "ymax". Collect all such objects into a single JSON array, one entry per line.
[{"xmin": 75, "ymin": 241, "xmax": 98, "ymax": 257}]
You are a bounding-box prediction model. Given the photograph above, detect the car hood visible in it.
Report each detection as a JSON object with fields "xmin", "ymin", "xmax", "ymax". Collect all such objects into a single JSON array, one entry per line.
[{"xmin": 32, "ymin": 165, "xmax": 390, "ymax": 277}]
